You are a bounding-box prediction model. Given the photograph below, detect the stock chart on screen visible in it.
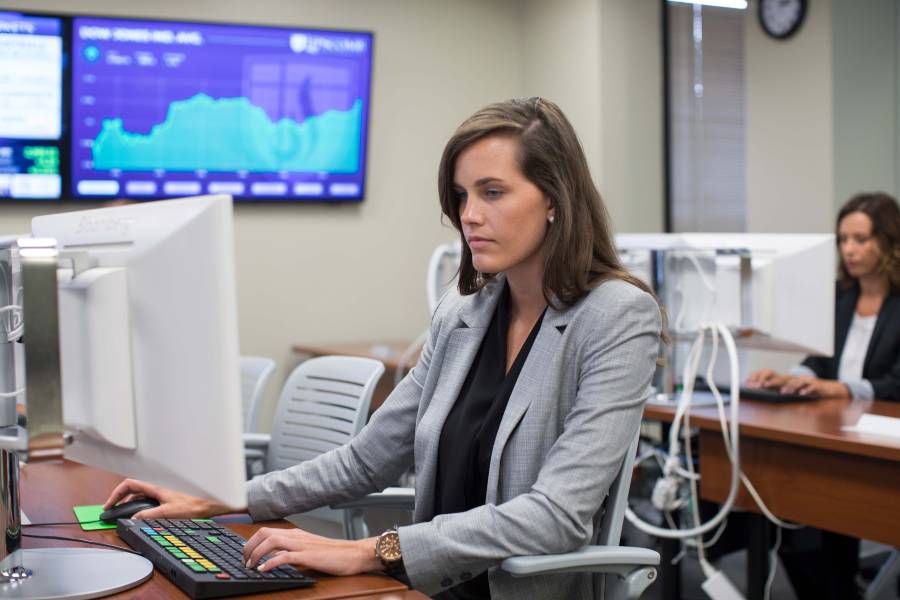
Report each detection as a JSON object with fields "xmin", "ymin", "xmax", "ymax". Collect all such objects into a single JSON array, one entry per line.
[
  {"xmin": 71, "ymin": 17, "xmax": 372, "ymax": 201},
  {"xmin": 0, "ymin": 12, "xmax": 63, "ymax": 200}
]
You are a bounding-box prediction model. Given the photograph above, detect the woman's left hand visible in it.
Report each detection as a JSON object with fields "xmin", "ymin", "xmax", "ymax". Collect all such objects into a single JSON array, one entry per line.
[
  {"xmin": 780, "ymin": 376, "xmax": 850, "ymax": 398},
  {"xmin": 242, "ymin": 527, "xmax": 381, "ymax": 575}
]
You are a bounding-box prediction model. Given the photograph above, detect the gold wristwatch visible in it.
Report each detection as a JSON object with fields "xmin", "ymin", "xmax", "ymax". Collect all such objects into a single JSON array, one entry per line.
[{"xmin": 374, "ymin": 526, "xmax": 405, "ymax": 577}]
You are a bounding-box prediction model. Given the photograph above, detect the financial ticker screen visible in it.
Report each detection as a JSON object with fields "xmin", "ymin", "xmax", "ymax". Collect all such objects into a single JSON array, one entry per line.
[
  {"xmin": 71, "ymin": 17, "xmax": 373, "ymax": 202},
  {"xmin": 0, "ymin": 12, "xmax": 63, "ymax": 200}
]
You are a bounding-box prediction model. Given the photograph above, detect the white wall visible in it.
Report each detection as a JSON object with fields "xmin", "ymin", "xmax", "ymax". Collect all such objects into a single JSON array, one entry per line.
[
  {"xmin": 832, "ymin": 0, "xmax": 898, "ymax": 209},
  {"xmin": 744, "ymin": 0, "xmax": 834, "ymax": 234},
  {"xmin": 520, "ymin": 0, "xmax": 664, "ymax": 234},
  {"xmin": 598, "ymin": 0, "xmax": 664, "ymax": 233}
]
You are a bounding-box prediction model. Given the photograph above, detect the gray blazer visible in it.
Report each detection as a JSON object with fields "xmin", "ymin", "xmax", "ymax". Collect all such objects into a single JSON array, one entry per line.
[{"xmin": 247, "ymin": 275, "xmax": 661, "ymax": 599}]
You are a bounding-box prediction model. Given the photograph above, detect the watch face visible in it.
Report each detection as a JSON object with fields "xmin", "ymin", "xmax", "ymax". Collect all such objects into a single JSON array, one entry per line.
[
  {"xmin": 759, "ymin": 0, "xmax": 806, "ymax": 39},
  {"xmin": 377, "ymin": 531, "xmax": 402, "ymax": 562}
]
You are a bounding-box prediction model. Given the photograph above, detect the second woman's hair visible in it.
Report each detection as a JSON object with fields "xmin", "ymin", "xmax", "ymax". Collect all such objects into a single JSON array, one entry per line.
[
  {"xmin": 837, "ymin": 192, "xmax": 900, "ymax": 292},
  {"xmin": 438, "ymin": 97, "xmax": 650, "ymax": 308}
]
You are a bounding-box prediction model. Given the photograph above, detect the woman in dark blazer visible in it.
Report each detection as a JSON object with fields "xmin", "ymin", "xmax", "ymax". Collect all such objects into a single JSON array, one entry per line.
[
  {"xmin": 748, "ymin": 192, "xmax": 900, "ymax": 401},
  {"xmin": 747, "ymin": 191, "xmax": 900, "ymax": 600}
]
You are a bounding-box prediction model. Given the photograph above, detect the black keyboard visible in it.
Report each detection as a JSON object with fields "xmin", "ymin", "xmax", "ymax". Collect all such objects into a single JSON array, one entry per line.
[
  {"xmin": 117, "ymin": 518, "xmax": 315, "ymax": 599},
  {"xmin": 739, "ymin": 386, "xmax": 817, "ymax": 403}
]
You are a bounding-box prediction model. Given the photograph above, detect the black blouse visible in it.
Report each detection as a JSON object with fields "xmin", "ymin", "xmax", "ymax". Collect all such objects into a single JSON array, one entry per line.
[{"xmin": 432, "ymin": 284, "xmax": 545, "ymax": 600}]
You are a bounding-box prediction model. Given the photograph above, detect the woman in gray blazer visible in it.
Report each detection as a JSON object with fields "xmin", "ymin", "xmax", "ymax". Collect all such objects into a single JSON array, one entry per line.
[{"xmin": 106, "ymin": 97, "xmax": 663, "ymax": 600}]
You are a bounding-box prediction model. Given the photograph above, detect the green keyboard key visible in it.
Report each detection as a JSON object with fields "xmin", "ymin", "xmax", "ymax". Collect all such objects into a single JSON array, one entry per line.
[
  {"xmin": 206, "ymin": 536, "xmax": 220, "ymax": 543},
  {"xmin": 181, "ymin": 559, "xmax": 206, "ymax": 572}
]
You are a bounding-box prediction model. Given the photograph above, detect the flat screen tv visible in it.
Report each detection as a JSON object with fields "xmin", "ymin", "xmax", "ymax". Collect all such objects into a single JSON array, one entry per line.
[
  {"xmin": 70, "ymin": 16, "xmax": 373, "ymax": 202},
  {"xmin": 0, "ymin": 12, "xmax": 64, "ymax": 200}
]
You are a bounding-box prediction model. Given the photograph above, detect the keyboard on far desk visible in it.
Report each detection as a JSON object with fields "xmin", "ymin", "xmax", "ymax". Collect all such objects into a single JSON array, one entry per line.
[
  {"xmin": 117, "ymin": 518, "xmax": 315, "ymax": 599},
  {"xmin": 739, "ymin": 386, "xmax": 817, "ymax": 403}
]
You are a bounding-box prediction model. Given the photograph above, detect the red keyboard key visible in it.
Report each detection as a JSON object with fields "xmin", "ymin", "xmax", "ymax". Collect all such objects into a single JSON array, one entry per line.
[{"xmin": 215, "ymin": 573, "xmax": 230, "ymax": 580}]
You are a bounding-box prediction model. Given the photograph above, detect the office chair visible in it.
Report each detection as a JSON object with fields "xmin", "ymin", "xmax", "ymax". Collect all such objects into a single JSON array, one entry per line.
[
  {"xmin": 239, "ymin": 356, "xmax": 276, "ymax": 433},
  {"xmin": 862, "ymin": 544, "xmax": 900, "ymax": 600},
  {"xmin": 426, "ymin": 240, "xmax": 462, "ymax": 315},
  {"xmin": 243, "ymin": 355, "xmax": 385, "ymax": 539},
  {"xmin": 392, "ymin": 240, "xmax": 464, "ymax": 391},
  {"xmin": 333, "ymin": 428, "xmax": 660, "ymax": 600}
]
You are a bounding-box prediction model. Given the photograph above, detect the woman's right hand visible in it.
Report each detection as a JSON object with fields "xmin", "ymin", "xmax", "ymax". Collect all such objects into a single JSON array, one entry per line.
[
  {"xmin": 103, "ymin": 478, "xmax": 235, "ymax": 520},
  {"xmin": 746, "ymin": 369, "xmax": 789, "ymax": 390}
]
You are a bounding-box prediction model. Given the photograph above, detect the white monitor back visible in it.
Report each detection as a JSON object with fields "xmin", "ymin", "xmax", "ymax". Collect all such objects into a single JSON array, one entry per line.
[
  {"xmin": 616, "ymin": 233, "xmax": 835, "ymax": 356},
  {"xmin": 31, "ymin": 195, "xmax": 245, "ymax": 508}
]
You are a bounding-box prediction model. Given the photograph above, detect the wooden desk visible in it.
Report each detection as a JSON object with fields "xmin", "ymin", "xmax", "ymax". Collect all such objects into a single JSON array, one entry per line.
[
  {"xmin": 293, "ymin": 341, "xmax": 419, "ymax": 413},
  {"xmin": 643, "ymin": 397, "xmax": 900, "ymax": 600},
  {"xmin": 20, "ymin": 460, "xmax": 425, "ymax": 599}
]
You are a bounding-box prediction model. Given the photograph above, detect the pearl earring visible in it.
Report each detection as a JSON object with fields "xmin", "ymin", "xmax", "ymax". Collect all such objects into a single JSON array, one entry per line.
[{"xmin": 548, "ymin": 215, "xmax": 555, "ymax": 224}]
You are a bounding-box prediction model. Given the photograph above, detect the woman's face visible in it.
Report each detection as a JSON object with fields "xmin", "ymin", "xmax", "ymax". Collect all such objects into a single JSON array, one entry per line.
[
  {"xmin": 838, "ymin": 211, "xmax": 881, "ymax": 279},
  {"xmin": 454, "ymin": 135, "xmax": 553, "ymax": 276}
]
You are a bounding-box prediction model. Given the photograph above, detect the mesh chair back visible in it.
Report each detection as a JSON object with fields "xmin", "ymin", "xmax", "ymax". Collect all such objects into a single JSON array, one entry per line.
[
  {"xmin": 240, "ymin": 356, "xmax": 276, "ymax": 433},
  {"xmin": 266, "ymin": 356, "xmax": 384, "ymax": 473}
]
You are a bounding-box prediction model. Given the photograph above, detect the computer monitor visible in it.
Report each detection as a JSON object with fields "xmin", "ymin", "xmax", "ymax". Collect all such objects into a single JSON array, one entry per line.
[
  {"xmin": 31, "ymin": 194, "xmax": 246, "ymax": 508},
  {"xmin": 70, "ymin": 16, "xmax": 373, "ymax": 202},
  {"xmin": 616, "ymin": 233, "xmax": 835, "ymax": 356},
  {"xmin": 0, "ymin": 11, "xmax": 64, "ymax": 200}
]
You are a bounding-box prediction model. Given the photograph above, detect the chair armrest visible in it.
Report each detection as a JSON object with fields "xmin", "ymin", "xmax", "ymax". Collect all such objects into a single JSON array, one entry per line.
[
  {"xmin": 500, "ymin": 546, "xmax": 660, "ymax": 577},
  {"xmin": 331, "ymin": 487, "xmax": 415, "ymax": 510},
  {"xmin": 243, "ymin": 432, "xmax": 271, "ymax": 451}
]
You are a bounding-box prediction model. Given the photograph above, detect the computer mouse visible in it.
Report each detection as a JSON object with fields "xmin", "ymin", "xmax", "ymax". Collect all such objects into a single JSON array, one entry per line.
[{"xmin": 99, "ymin": 498, "xmax": 160, "ymax": 523}]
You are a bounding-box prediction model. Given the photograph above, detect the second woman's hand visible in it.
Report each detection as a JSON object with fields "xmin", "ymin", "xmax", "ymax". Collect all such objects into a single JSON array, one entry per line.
[
  {"xmin": 242, "ymin": 527, "xmax": 381, "ymax": 576},
  {"xmin": 780, "ymin": 376, "xmax": 850, "ymax": 399},
  {"xmin": 746, "ymin": 368, "xmax": 789, "ymax": 389},
  {"xmin": 103, "ymin": 478, "xmax": 243, "ymax": 520}
]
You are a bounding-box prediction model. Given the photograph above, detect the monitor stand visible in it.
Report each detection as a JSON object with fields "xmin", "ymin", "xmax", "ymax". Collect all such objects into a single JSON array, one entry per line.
[
  {"xmin": 0, "ymin": 238, "xmax": 153, "ymax": 597},
  {"xmin": 0, "ymin": 449, "xmax": 153, "ymax": 599},
  {"xmin": 1, "ymin": 548, "xmax": 153, "ymax": 599}
]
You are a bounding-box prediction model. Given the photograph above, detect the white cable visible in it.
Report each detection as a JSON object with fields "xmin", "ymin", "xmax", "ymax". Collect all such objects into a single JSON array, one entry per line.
[
  {"xmin": 740, "ymin": 475, "xmax": 804, "ymax": 530},
  {"xmin": 0, "ymin": 388, "xmax": 24, "ymax": 398},
  {"xmin": 626, "ymin": 322, "xmax": 742, "ymax": 539},
  {"xmin": 0, "ymin": 305, "xmax": 21, "ymax": 317},
  {"xmin": 764, "ymin": 526, "xmax": 783, "ymax": 600},
  {"xmin": 706, "ymin": 364, "xmax": 804, "ymax": 530},
  {"xmin": 688, "ymin": 328, "xmax": 715, "ymax": 578},
  {"xmin": 683, "ymin": 252, "xmax": 717, "ymax": 293},
  {"xmin": 671, "ymin": 252, "xmax": 717, "ymax": 334},
  {"xmin": 699, "ymin": 516, "xmax": 729, "ymax": 549},
  {"xmin": 679, "ymin": 517, "xmax": 731, "ymax": 557},
  {"xmin": 0, "ymin": 304, "xmax": 23, "ymax": 341}
]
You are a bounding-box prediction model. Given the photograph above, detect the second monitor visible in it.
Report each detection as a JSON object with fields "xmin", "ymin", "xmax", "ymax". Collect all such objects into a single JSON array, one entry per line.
[{"xmin": 31, "ymin": 194, "xmax": 246, "ymax": 507}]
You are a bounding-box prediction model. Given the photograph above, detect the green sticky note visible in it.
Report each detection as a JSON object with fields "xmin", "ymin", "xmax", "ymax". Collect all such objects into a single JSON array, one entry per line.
[{"xmin": 72, "ymin": 505, "xmax": 117, "ymax": 531}]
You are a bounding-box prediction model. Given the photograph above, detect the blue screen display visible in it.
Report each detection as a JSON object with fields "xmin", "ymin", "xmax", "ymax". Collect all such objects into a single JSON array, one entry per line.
[
  {"xmin": 71, "ymin": 17, "xmax": 373, "ymax": 202},
  {"xmin": 0, "ymin": 12, "xmax": 63, "ymax": 200}
]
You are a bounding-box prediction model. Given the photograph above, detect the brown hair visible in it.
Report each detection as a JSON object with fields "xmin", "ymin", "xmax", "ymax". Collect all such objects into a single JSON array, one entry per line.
[
  {"xmin": 836, "ymin": 192, "xmax": 900, "ymax": 293},
  {"xmin": 438, "ymin": 97, "xmax": 656, "ymax": 310}
]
